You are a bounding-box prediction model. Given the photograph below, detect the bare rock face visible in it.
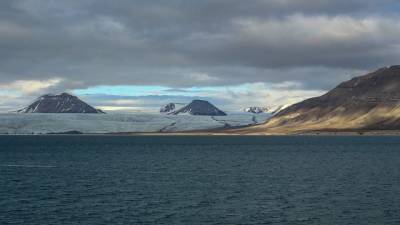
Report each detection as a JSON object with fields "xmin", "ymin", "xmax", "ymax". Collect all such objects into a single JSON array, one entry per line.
[
  {"xmin": 18, "ymin": 93, "xmax": 104, "ymax": 113},
  {"xmin": 242, "ymin": 66, "xmax": 400, "ymax": 133},
  {"xmin": 172, "ymin": 100, "xmax": 226, "ymax": 116}
]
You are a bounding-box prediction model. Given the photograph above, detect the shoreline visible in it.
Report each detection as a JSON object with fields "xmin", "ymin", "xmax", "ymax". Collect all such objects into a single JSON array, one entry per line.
[{"xmin": 3, "ymin": 129, "xmax": 400, "ymax": 136}]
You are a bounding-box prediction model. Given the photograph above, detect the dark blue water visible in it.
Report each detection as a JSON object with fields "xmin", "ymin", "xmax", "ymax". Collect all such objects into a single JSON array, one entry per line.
[{"xmin": 1, "ymin": 136, "xmax": 400, "ymax": 225}]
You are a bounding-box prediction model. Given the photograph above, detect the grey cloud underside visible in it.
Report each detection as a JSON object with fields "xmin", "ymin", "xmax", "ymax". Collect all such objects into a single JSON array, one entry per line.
[{"xmin": 0, "ymin": 0, "xmax": 400, "ymax": 89}]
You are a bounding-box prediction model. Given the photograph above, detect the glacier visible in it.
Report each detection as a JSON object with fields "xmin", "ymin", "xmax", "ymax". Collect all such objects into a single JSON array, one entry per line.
[{"xmin": 0, "ymin": 113, "xmax": 271, "ymax": 134}]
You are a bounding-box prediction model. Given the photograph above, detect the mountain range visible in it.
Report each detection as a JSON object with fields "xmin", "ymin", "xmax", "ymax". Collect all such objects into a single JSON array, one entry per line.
[
  {"xmin": 243, "ymin": 107, "xmax": 270, "ymax": 114},
  {"xmin": 15, "ymin": 65, "xmax": 400, "ymax": 134},
  {"xmin": 243, "ymin": 105, "xmax": 289, "ymax": 114}
]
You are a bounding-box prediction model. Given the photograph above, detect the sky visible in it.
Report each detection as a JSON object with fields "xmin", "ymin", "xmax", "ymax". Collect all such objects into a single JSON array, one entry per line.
[{"xmin": 1, "ymin": 0, "xmax": 400, "ymax": 112}]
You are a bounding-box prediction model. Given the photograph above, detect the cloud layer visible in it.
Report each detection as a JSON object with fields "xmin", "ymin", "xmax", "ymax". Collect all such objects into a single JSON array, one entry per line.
[{"xmin": 0, "ymin": 0, "xmax": 399, "ymax": 111}]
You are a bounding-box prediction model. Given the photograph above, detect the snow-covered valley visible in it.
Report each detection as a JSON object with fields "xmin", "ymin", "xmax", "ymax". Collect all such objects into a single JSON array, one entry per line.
[{"xmin": 0, "ymin": 113, "xmax": 271, "ymax": 134}]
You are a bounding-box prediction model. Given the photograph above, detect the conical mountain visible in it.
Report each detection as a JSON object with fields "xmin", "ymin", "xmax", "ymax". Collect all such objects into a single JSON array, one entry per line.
[
  {"xmin": 18, "ymin": 93, "xmax": 104, "ymax": 113},
  {"xmin": 172, "ymin": 100, "xmax": 226, "ymax": 116}
]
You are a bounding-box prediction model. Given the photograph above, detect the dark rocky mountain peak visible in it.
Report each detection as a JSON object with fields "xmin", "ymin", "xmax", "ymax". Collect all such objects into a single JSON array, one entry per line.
[
  {"xmin": 18, "ymin": 93, "xmax": 104, "ymax": 114},
  {"xmin": 172, "ymin": 100, "xmax": 227, "ymax": 116}
]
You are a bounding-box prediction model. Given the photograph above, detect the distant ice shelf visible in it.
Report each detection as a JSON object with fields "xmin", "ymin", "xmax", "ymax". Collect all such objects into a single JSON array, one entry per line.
[{"xmin": 0, "ymin": 113, "xmax": 271, "ymax": 134}]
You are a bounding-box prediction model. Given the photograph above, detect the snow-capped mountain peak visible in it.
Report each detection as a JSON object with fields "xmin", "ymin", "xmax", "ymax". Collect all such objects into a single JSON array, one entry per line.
[
  {"xmin": 243, "ymin": 107, "xmax": 270, "ymax": 114},
  {"xmin": 160, "ymin": 103, "xmax": 187, "ymax": 114},
  {"xmin": 243, "ymin": 105, "xmax": 290, "ymax": 114}
]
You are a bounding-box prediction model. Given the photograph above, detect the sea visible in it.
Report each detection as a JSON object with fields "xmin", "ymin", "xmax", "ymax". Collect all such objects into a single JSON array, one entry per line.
[{"xmin": 1, "ymin": 135, "xmax": 400, "ymax": 225}]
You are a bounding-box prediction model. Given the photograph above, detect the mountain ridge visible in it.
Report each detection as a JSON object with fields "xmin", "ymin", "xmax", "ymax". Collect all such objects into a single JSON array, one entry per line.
[{"xmin": 238, "ymin": 65, "xmax": 400, "ymax": 134}]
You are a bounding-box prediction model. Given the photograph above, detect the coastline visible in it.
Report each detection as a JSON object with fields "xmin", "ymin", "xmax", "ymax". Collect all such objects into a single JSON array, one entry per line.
[{"xmin": 3, "ymin": 128, "xmax": 400, "ymax": 136}]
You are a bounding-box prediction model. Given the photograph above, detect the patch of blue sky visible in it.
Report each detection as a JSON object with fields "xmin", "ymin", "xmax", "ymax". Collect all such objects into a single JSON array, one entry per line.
[
  {"xmin": 74, "ymin": 85, "xmax": 169, "ymax": 96},
  {"xmin": 73, "ymin": 83, "xmax": 253, "ymax": 97}
]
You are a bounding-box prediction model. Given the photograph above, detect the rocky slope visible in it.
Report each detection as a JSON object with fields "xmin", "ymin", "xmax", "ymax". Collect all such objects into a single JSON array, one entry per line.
[
  {"xmin": 172, "ymin": 100, "xmax": 226, "ymax": 116},
  {"xmin": 240, "ymin": 66, "xmax": 400, "ymax": 134},
  {"xmin": 18, "ymin": 93, "xmax": 104, "ymax": 113}
]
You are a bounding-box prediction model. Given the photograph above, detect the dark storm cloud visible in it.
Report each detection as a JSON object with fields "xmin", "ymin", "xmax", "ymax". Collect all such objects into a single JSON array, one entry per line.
[{"xmin": 0, "ymin": 0, "xmax": 399, "ymax": 89}]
